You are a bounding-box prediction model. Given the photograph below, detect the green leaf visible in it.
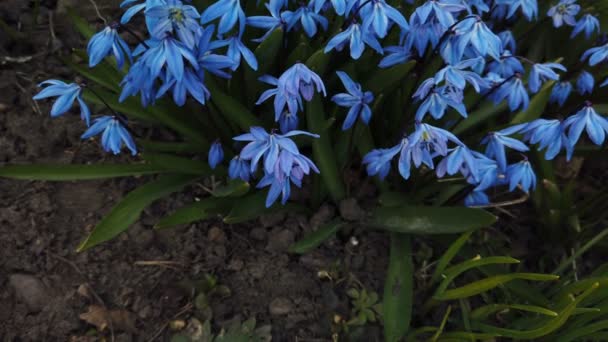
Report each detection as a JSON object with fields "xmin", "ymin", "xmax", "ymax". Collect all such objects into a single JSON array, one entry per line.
[
  {"xmin": 143, "ymin": 153, "xmax": 214, "ymax": 175},
  {"xmin": 288, "ymin": 219, "xmax": 344, "ymax": 254},
  {"xmin": 452, "ymin": 101, "xmax": 508, "ymax": 136},
  {"xmin": 434, "ymin": 273, "xmax": 560, "ymax": 301},
  {"xmin": 62, "ymin": 56, "xmax": 121, "ymax": 93},
  {"xmin": 211, "ymin": 180, "xmax": 251, "ymax": 198},
  {"xmin": 510, "ymin": 81, "xmax": 555, "ymax": 124},
  {"xmin": 369, "ymin": 206, "xmax": 496, "ymax": 234},
  {"xmin": 383, "ymin": 233, "xmax": 413, "ymax": 342},
  {"xmin": 66, "ymin": 7, "xmax": 95, "ymax": 39},
  {"xmin": 365, "ymin": 61, "xmax": 416, "ymax": 94},
  {"xmin": 306, "ymin": 96, "xmax": 346, "ymax": 201},
  {"xmin": 471, "ymin": 304, "xmax": 558, "ymax": 321},
  {"xmin": 223, "ymin": 192, "xmax": 307, "ymax": 224},
  {"xmin": 305, "ymin": 49, "xmax": 331, "ymax": 75},
  {"xmin": 244, "ymin": 28, "xmax": 284, "ymax": 106},
  {"xmin": 77, "ymin": 174, "xmax": 199, "ymax": 251},
  {"xmin": 430, "ymin": 231, "xmax": 474, "ymax": 284},
  {"xmin": 155, "ymin": 198, "xmax": 227, "ymax": 230},
  {"xmin": 556, "ymin": 319, "xmax": 608, "ymax": 342},
  {"xmin": 206, "ymin": 76, "xmax": 262, "ymax": 130},
  {"xmin": 0, "ymin": 163, "xmax": 166, "ymax": 181}
]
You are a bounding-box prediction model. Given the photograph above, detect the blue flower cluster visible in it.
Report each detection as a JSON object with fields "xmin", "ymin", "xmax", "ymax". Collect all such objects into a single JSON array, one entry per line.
[{"xmin": 32, "ymin": 0, "xmax": 608, "ymax": 208}]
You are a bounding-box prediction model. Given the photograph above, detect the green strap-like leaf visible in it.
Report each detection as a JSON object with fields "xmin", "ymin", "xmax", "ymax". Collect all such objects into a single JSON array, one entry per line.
[
  {"xmin": 369, "ymin": 206, "xmax": 496, "ymax": 234},
  {"xmin": 206, "ymin": 76, "xmax": 262, "ymax": 130},
  {"xmin": 155, "ymin": 197, "xmax": 228, "ymax": 230},
  {"xmin": 383, "ymin": 233, "xmax": 413, "ymax": 342},
  {"xmin": 78, "ymin": 174, "xmax": 199, "ymax": 251},
  {"xmin": 244, "ymin": 29, "xmax": 284, "ymax": 107},
  {"xmin": 288, "ymin": 219, "xmax": 344, "ymax": 254},
  {"xmin": 471, "ymin": 304, "xmax": 558, "ymax": 321},
  {"xmin": 143, "ymin": 153, "xmax": 216, "ymax": 175},
  {"xmin": 430, "ymin": 231, "xmax": 474, "ymax": 284},
  {"xmin": 223, "ymin": 192, "xmax": 308, "ymax": 224},
  {"xmin": 365, "ymin": 61, "xmax": 416, "ymax": 94},
  {"xmin": 211, "ymin": 180, "xmax": 250, "ymax": 197},
  {"xmin": 0, "ymin": 163, "xmax": 166, "ymax": 181},
  {"xmin": 510, "ymin": 81, "xmax": 555, "ymax": 124}
]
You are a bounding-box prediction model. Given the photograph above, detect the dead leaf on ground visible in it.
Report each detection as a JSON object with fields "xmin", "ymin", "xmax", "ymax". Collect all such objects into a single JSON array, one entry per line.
[{"xmin": 79, "ymin": 305, "xmax": 137, "ymax": 333}]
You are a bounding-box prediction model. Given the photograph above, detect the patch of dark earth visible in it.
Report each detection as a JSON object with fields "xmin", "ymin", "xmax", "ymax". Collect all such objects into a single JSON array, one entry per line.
[{"xmin": 0, "ymin": 1, "xmax": 390, "ymax": 341}]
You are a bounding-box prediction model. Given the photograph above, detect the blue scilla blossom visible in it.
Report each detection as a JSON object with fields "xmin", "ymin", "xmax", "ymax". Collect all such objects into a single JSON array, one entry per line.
[
  {"xmin": 520, "ymin": 119, "xmax": 572, "ymax": 160},
  {"xmin": 283, "ymin": 3, "xmax": 328, "ymax": 38},
  {"xmin": 415, "ymin": 85, "xmax": 467, "ymax": 120},
  {"xmin": 358, "ymin": 0, "xmax": 409, "ymax": 39},
  {"xmin": 229, "ymin": 156, "xmax": 251, "ymax": 181},
  {"xmin": 571, "ymin": 14, "xmax": 600, "ymax": 39},
  {"xmin": 577, "ymin": 71, "xmax": 594, "ymax": 95},
  {"xmin": 493, "ymin": 75, "xmax": 529, "ymax": 112},
  {"xmin": 434, "ymin": 57, "xmax": 488, "ymax": 92},
  {"xmin": 312, "ymin": 0, "xmax": 346, "ymax": 15},
  {"xmin": 481, "ymin": 124, "xmax": 529, "ymax": 171},
  {"xmin": 156, "ymin": 67, "xmax": 210, "ymax": 105},
  {"xmin": 495, "ymin": 0, "xmax": 538, "ymax": 21},
  {"xmin": 208, "ymin": 141, "xmax": 224, "ymax": 169},
  {"xmin": 404, "ymin": 8, "xmax": 445, "ymax": 57},
  {"xmin": 256, "ymin": 157, "xmax": 318, "ymax": 207},
  {"xmin": 465, "ymin": 190, "xmax": 490, "ymax": 207},
  {"xmin": 140, "ymin": 36, "xmax": 199, "ymax": 82},
  {"xmin": 442, "ymin": 17, "xmax": 502, "ymax": 64},
  {"xmin": 196, "ymin": 25, "xmax": 237, "ymax": 78},
  {"xmin": 325, "ymin": 23, "xmax": 383, "ymax": 60},
  {"xmin": 487, "ymin": 51, "xmax": 524, "ymax": 78},
  {"xmin": 120, "ymin": 59, "xmax": 158, "ymax": 106},
  {"xmin": 200, "ymin": 0, "xmax": 246, "ymax": 36},
  {"xmin": 549, "ymin": 81, "xmax": 572, "ymax": 107},
  {"xmin": 33, "ymin": 80, "xmax": 91, "ymax": 126},
  {"xmin": 436, "ymin": 146, "xmax": 478, "ymax": 180},
  {"xmin": 278, "ymin": 111, "xmax": 299, "ymax": 133},
  {"xmin": 362, "ymin": 139, "xmax": 406, "ymax": 180},
  {"xmin": 145, "ymin": 0, "xmax": 201, "ymax": 48},
  {"xmin": 87, "ymin": 25, "xmax": 132, "ymax": 69},
  {"xmin": 121, "ymin": 0, "xmax": 166, "ymax": 30},
  {"xmin": 332, "ymin": 71, "xmax": 374, "ymax": 130},
  {"xmin": 467, "ymin": 151, "xmax": 502, "ymax": 191},
  {"xmin": 378, "ymin": 43, "xmax": 412, "ymax": 68},
  {"xmin": 547, "ymin": 0, "xmax": 580, "ymax": 27},
  {"xmin": 257, "ymin": 63, "xmax": 326, "ymax": 120},
  {"xmin": 581, "ymin": 43, "xmax": 608, "ymax": 66},
  {"xmin": 81, "ymin": 116, "xmax": 137, "ymax": 155},
  {"xmin": 528, "ymin": 62, "xmax": 566, "ymax": 93},
  {"xmin": 246, "ymin": 2, "xmax": 288, "ymax": 42},
  {"xmin": 211, "ymin": 36, "xmax": 258, "ymax": 71},
  {"xmin": 466, "ymin": 0, "xmax": 490, "ymax": 14},
  {"xmin": 506, "ymin": 160, "xmax": 536, "ymax": 192},
  {"xmin": 498, "ymin": 31, "xmax": 517, "ymax": 52},
  {"xmin": 563, "ymin": 103, "xmax": 608, "ymax": 147}
]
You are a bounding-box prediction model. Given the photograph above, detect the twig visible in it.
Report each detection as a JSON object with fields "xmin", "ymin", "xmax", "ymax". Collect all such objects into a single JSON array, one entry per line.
[
  {"xmin": 89, "ymin": 0, "xmax": 108, "ymax": 25},
  {"xmin": 147, "ymin": 303, "xmax": 194, "ymax": 342},
  {"xmin": 134, "ymin": 260, "xmax": 185, "ymax": 271}
]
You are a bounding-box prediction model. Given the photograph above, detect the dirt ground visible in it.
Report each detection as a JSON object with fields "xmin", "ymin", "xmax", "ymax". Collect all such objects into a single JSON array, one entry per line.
[{"xmin": 0, "ymin": 1, "xmax": 392, "ymax": 341}]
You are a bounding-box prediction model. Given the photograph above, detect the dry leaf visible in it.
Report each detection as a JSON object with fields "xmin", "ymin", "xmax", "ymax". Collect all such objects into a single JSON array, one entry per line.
[{"xmin": 79, "ymin": 305, "xmax": 137, "ymax": 333}]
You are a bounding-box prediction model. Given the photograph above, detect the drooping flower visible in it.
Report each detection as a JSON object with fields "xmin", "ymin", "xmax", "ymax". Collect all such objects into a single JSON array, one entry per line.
[
  {"xmin": 278, "ymin": 111, "xmax": 299, "ymax": 133},
  {"xmin": 325, "ymin": 22, "xmax": 383, "ymax": 60},
  {"xmin": 283, "ymin": 3, "xmax": 328, "ymax": 38},
  {"xmin": 506, "ymin": 159, "xmax": 536, "ymax": 192},
  {"xmin": 563, "ymin": 103, "xmax": 608, "ymax": 146},
  {"xmin": 332, "ymin": 71, "xmax": 374, "ymax": 130},
  {"xmin": 465, "ymin": 190, "xmax": 490, "ymax": 207},
  {"xmin": 145, "ymin": 0, "xmax": 202, "ymax": 48},
  {"xmin": 549, "ymin": 81, "xmax": 572, "ymax": 107},
  {"xmin": 228, "ymin": 156, "xmax": 251, "ymax": 181},
  {"xmin": 436, "ymin": 146, "xmax": 478, "ymax": 180},
  {"xmin": 447, "ymin": 17, "xmax": 503, "ymax": 63},
  {"xmin": 362, "ymin": 139, "xmax": 406, "ymax": 180},
  {"xmin": 312, "ymin": 0, "xmax": 346, "ymax": 15},
  {"xmin": 33, "ymin": 80, "xmax": 91, "ymax": 126},
  {"xmin": 487, "ymin": 51, "xmax": 524, "ymax": 77},
  {"xmin": 481, "ymin": 124, "xmax": 529, "ymax": 171},
  {"xmin": 358, "ymin": 0, "xmax": 409, "ymax": 39},
  {"xmin": 139, "ymin": 36, "xmax": 199, "ymax": 81},
  {"xmin": 211, "ymin": 36, "xmax": 258, "ymax": 71},
  {"xmin": 433, "ymin": 57, "xmax": 488, "ymax": 92},
  {"xmin": 493, "ymin": 75, "xmax": 529, "ymax": 111},
  {"xmin": 246, "ymin": 1, "xmax": 288, "ymax": 42},
  {"xmin": 571, "ymin": 14, "xmax": 600, "ymax": 39},
  {"xmin": 87, "ymin": 25, "xmax": 132, "ymax": 69},
  {"xmin": 528, "ymin": 62, "xmax": 566, "ymax": 93},
  {"xmin": 81, "ymin": 116, "xmax": 137, "ymax": 155},
  {"xmin": 208, "ymin": 141, "xmax": 224, "ymax": 169},
  {"xmin": 495, "ymin": 0, "xmax": 538, "ymax": 21},
  {"xmin": 200, "ymin": 0, "xmax": 246, "ymax": 36},
  {"xmin": 576, "ymin": 70, "xmax": 594, "ymax": 95},
  {"xmin": 520, "ymin": 118, "xmax": 572, "ymax": 160},
  {"xmin": 581, "ymin": 43, "xmax": 608, "ymax": 66},
  {"xmin": 547, "ymin": 0, "xmax": 580, "ymax": 28}
]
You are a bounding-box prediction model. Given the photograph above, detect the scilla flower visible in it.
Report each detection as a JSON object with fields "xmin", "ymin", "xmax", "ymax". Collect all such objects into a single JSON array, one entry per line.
[
  {"xmin": 33, "ymin": 80, "xmax": 91, "ymax": 126},
  {"xmin": 145, "ymin": 0, "xmax": 202, "ymax": 48},
  {"xmin": 332, "ymin": 71, "xmax": 374, "ymax": 130},
  {"xmin": 208, "ymin": 141, "xmax": 224, "ymax": 169},
  {"xmin": 506, "ymin": 159, "xmax": 536, "ymax": 192},
  {"xmin": 81, "ymin": 116, "xmax": 137, "ymax": 155},
  {"xmin": 563, "ymin": 102, "xmax": 608, "ymax": 146},
  {"xmin": 571, "ymin": 14, "xmax": 600, "ymax": 39},
  {"xmin": 547, "ymin": 0, "xmax": 580, "ymax": 28},
  {"xmin": 87, "ymin": 25, "xmax": 132, "ymax": 69},
  {"xmin": 576, "ymin": 71, "xmax": 594, "ymax": 95},
  {"xmin": 481, "ymin": 124, "xmax": 529, "ymax": 171},
  {"xmin": 200, "ymin": 0, "xmax": 246, "ymax": 36}
]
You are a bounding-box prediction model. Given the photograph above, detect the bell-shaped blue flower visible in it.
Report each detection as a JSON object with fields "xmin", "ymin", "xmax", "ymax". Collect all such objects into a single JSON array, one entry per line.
[
  {"xmin": 228, "ymin": 156, "xmax": 251, "ymax": 181},
  {"xmin": 520, "ymin": 119, "xmax": 572, "ymax": 160},
  {"xmin": 358, "ymin": 0, "xmax": 409, "ymax": 39},
  {"xmin": 582, "ymin": 43, "xmax": 608, "ymax": 66},
  {"xmin": 33, "ymin": 80, "xmax": 91, "ymax": 126},
  {"xmin": 200, "ymin": 0, "xmax": 246, "ymax": 36},
  {"xmin": 547, "ymin": 0, "xmax": 580, "ymax": 27},
  {"xmin": 332, "ymin": 71, "xmax": 374, "ymax": 130},
  {"xmin": 465, "ymin": 190, "xmax": 490, "ymax": 207},
  {"xmin": 246, "ymin": 1, "xmax": 288, "ymax": 42},
  {"xmin": 481, "ymin": 124, "xmax": 529, "ymax": 171},
  {"xmin": 563, "ymin": 103, "xmax": 608, "ymax": 146},
  {"xmin": 208, "ymin": 141, "xmax": 224, "ymax": 169},
  {"xmin": 528, "ymin": 62, "xmax": 566, "ymax": 93},
  {"xmin": 362, "ymin": 139, "xmax": 405, "ymax": 180},
  {"xmin": 576, "ymin": 71, "xmax": 594, "ymax": 95},
  {"xmin": 506, "ymin": 159, "xmax": 536, "ymax": 192},
  {"xmin": 87, "ymin": 25, "xmax": 132, "ymax": 69},
  {"xmin": 278, "ymin": 111, "xmax": 299, "ymax": 133},
  {"xmin": 571, "ymin": 14, "xmax": 600, "ymax": 39},
  {"xmin": 211, "ymin": 36, "xmax": 258, "ymax": 71},
  {"xmin": 325, "ymin": 22, "xmax": 383, "ymax": 60},
  {"xmin": 493, "ymin": 75, "xmax": 529, "ymax": 112},
  {"xmin": 549, "ymin": 81, "xmax": 572, "ymax": 107},
  {"xmin": 436, "ymin": 146, "xmax": 478, "ymax": 180},
  {"xmin": 81, "ymin": 116, "xmax": 137, "ymax": 155},
  {"xmin": 495, "ymin": 0, "xmax": 538, "ymax": 21},
  {"xmin": 145, "ymin": 0, "xmax": 202, "ymax": 48},
  {"xmin": 283, "ymin": 3, "xmax": 328, "ymax": 38},
  {"xmin": 140, "ymin": 36, "xmax": 199, "ymax": 82}
]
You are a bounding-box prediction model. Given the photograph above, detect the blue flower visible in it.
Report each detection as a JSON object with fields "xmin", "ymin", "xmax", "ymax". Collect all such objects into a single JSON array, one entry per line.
[
  {"xmin": 415, "ymin": 85, "xmax": 467, "ymax": 120},
  {"xmin": 332, "ymin": 71, "xmax": 374, "ymax": 130},
  {"xmin": 119, "ymin": 59, "xmax": 158, "ymax": 106},
  {"xmin": 208, "ymin": 141, "xmax": 224, "ymax": 169},
  {"xmin": 467, "ymin": 151, "xmax": 501, "ymax": 191},
  {"xmin": 140, "ymin": 36, "xmax": 199, "ymax": 82},
  {"xmin": 520, "ymin": 119, "xmax": 572, "ymax": 160},
  {"xmin": 528, "ymin": 62, "xmax": 566, "ymax": 93},
  {"xmin": 571, "ymin": 14, "xmax": 600, "ymax": 39},
  {"xmin": 358, "ymin": 0, "xmax": 409, "ymax": 39},
  {"xmin": 563, "ymin": 103, "xmax": 608, "ymax": 146},
  {"xmin": 404, "ymin": 9, "xmax": 444, "ymax": 56},
  {"xmin": 246, "ymin": 1, "xmax": 288, "ymax": 42},
  {"xmin": 576, "ymin": 71, "xmax": 594, "ymax": 95},
  {"xmin": 378, "ymin": 43, "xmax": 412, "ymax": 68},
  {"xmin": 33, "ymin": 80, "xmax": 91, "ymax": 126},
  {"xmin": 506, "ymin": 160, "xmax": 536, "ymax": 192},
  {"xmin": 549, "ymin": 81, "xmax": 572, "ymax": 107},
  {"xmin": 581, "ymin": 43, "xmax": 608, "ymax": 66},
  {"xmin": 465, "ymin": 190, "xmax": 490, "ymax": 207},
  {"xmin": 434, "ymin": 57, "xmax": 488, "ymax": 92},
  {"xmin": 449, "ymin": 17, "xmax": 503, "ymax": 62},
  {"xmin": 87, "ymin": 26, "xmax": 132, "ymax": 69},
  {"xmin": 481, "ymin": 124, "xmax": 529, "ymax": 171},
  {"xmin": 200, "ymin": 0, "xmax": 246, "ymax": 36},
  {"xmin": 145, "ymin": 0, "xmax": 202, "ymax": 48},
  {"xmin": 498, "ymin": 30, "xmax": 517, "ymax": 51},
  {"xmin": 228, "ymin": 156, "xmax": 251, "ymax": 181},
  {"xmin": 362, "ymin": 139, "xmax": 405, "ymax": 180},
  {"xmin": 257, "ymin": 63, "xmax": 326, "ymax": 120},
  {"xmin": 196, "ymin": 25, "xmax": 237, "ymax": 78},
  {"xmin": 487, "ymin": 51, "xmax": 524, "ymax": 78},
  {"xmin": 81, "ymin": 116, "xmax": 137, "ymax": 155},
  {"xmin": 121, "ymin": 0, "xmax": 166, "ymax": 31},
  {"xmin": 547, "ymin": 0, "xmax": 580, "ymax": 27},
  {"xmin": 312, "ymin": 0, "xmax": 346, "ymax": 15},
  {"xmin": 211, "ymin": 36, "xmax": 258, "ymax": 71},
  {"xmin": 495, "ymin": 0, "xmax": 538, "ymax": 21},
  {"xmin": 283, "ymin": 3, "xmax": 328, "ymax": 38},
  {"xmin": 493, "ymin": 75, "xmax": 529, "ymax": 112},
  {"xmin": 278, "ymin": 111, "xmax": 299, "ymax": 133},
  {"xmin": 156, "ymin": 67, "xmax": 210, "ymax": 105},
  {"xmin": 325, "ymin": 22, "xmax": 383, "ymax": 60},
  {"xmin": 436, "ymin": 146, "xmax": 478, "ymax": 180}
]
